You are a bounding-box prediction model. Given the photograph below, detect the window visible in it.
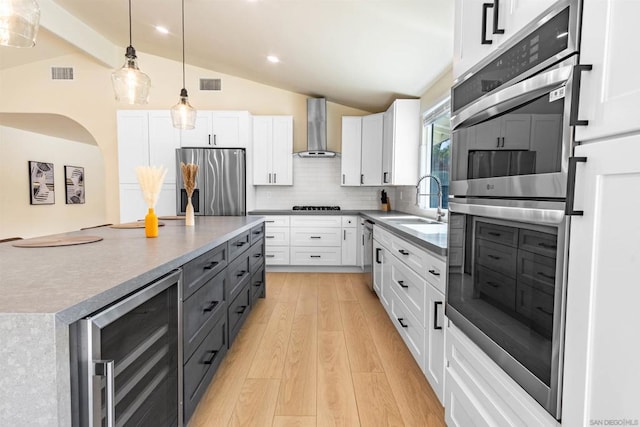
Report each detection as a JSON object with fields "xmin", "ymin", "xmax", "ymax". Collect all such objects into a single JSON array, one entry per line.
[{"xmin": 418, "ymin": 98, "xmax": 451, "ymax": 210}]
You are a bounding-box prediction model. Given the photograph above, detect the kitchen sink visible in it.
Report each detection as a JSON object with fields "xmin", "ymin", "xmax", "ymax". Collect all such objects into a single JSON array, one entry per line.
[
  {"xmin": 385, "ymin": 216, "xmax": 441, "ymax": 225},
  {"xmin": 400, "ymin": 223, "xmax": 448, "ymax": 234}
]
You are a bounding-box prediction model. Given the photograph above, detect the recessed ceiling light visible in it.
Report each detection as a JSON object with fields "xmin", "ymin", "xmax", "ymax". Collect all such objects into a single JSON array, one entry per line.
[
  {"xmin": 267, "ymin": 55, "xmax": 280, "ymax": 63},
  {"xmin": 155, "ymin": 26, "xmax": 169, "ymax": 35}
]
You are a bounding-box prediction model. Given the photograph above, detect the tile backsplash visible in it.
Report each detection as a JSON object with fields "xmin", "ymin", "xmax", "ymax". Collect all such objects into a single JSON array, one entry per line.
[{"xmin": 254, "ymin": 156, "xmax": 385, "ymax": 210}]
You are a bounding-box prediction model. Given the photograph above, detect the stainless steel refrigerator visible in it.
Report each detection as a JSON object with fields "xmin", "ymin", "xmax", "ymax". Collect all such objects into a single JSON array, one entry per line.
[{"xmin": 175, "ymin": 148, "xmax": 246, "ymax": 216}]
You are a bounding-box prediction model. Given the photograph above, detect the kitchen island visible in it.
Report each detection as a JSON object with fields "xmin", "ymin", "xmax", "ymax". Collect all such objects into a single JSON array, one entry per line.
[{"xmin": 0, "ymin": 216, "xmax": 264, "ymax": 426}]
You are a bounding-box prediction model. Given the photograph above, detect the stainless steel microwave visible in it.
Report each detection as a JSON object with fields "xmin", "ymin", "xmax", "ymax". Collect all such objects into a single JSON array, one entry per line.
[{"xmin": 450, "ymin": 0, "xmax": 583, "ymax": 200}]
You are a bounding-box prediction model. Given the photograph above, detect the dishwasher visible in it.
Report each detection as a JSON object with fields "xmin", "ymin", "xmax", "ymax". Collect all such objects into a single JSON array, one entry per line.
[{"xmin": 362, "ymin": 219, "xmax": 374, "ymax": 291}]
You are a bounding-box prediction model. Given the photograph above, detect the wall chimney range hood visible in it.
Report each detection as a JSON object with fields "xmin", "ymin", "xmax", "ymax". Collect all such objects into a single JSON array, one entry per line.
[{"xmin": 297, "ymin": 97, "xmax": 337, "ymax": 158}]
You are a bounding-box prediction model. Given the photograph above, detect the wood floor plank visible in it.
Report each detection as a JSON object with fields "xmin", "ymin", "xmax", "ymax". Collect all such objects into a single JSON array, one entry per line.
[
  {"xmin": 266, "ymin": 272, "xmax": 287, "ymax": 300},
  {"xmin": 276, "ymin": 308, "xmax": 317, "ymax": 415},
  {"xmin": 249, "ymin": 294, "xmax": 279, "ymax": 325},
  {"xmin": 339, "ymin": 301, "xmax": 384, "ymax": 373},
  {"xmin": 228, "ymin": 378, "xmax": 280, "ymax": 427},
  {"xmin": 248, "ymin": 301, "xmax": 296, "ymax": 378},
  {"xmin": 188, "ymin": 322, "xmax": 267, "ymax": 427},
  {"xmin": 352, "ymin": 373, "xmax": 404, "ymax": 427},
  {"xmin": 272, "ymin": 416, "xmax": 317, "ymax": 427},
  {"xmin": 277, "ymin": 273, "xmax": 302, "ymax": 302},
  {"xmin": 334, "ymin": 273, "xmax": 358, "ymax": 301},
  {"xmin": 318, "ymin": 275, "xmax": 342, "ymax": 332},
  {"xmin": 317, "ymin": 331, "xmax": 360, "ymax": 426}
]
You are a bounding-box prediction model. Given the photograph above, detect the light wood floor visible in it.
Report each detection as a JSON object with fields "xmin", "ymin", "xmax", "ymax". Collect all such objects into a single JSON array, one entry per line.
[{"xmin": 188, "ymin": 272, "xmax": 446, "ymax": 427}]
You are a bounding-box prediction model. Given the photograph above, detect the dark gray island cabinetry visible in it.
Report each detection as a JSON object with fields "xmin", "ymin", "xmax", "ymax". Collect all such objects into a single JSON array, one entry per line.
[{"xmin": 0, "ymin": 216, "xmax": 265, "ymax": 427}]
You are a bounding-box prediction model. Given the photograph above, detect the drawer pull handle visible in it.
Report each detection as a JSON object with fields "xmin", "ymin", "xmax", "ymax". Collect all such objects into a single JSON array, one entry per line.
[
  {"xmin": 236, "ymin": 270, "xmax": 247, "ymax": 277},
  {"xmin": 254, "ymin": 280, "xmax": 263, "ymax": 287},
  {"xmin": 203, "ymin": 350, "xmax": 218, "ymax": 365},
  {"xmin": 310, "ymin": 255, "xmax": 321, "ymax": 258},
  {"xmin": 488, "ymin": 255, "xmax": 501, "ymax": 260},
  {"xmin": 538, "ymin": 242, "xmax": 557, "ymax": 250},
  {"xmin": 253, "ymin": 231, "xmax": 262, "ymax": 235},
  {"xmin": 236, "ymin": 305, "xmax": 247, "ymax": 315},
  {"xmin": 428, "ymin": 269, "xmax": 440, "ymax": 277},
  {"xmin": 266, "ymin": 220, "xmax": 275, "ymax": 223},
  {"xmin": 398, "ymin": 280, "xmax": 408, "ymax": 289},
  {"xmin": 397, "ymin": 318, "xmax": 408, "ymax": 328},
  {"xmin": 488, "ymin": 232, "xmax": 501, "ymax": 237},
  {"xmin": 375, "ymin": 248, "xmax": 382, "ymax": 264},
  {"xmin": 536, "ymin": 306, "xmax": 553, "ymax": 316},
  {"xmin": 266, "ymin": 235, "xmax": 275, "ymax": 239},
  {"xmin": 537, "ymin": 271, "xmax": 555, "ymax": 280},
  {"xmin": 235, "ymin": 241, "xmax": 247, "ymax": 247},
  {"xmin": 487, "ymin": 281, "xmax": 499, "ymax": 288},
  {"xmin": 203, "ymin": 261, "xmax": 219, "ymax": 270},
  {"xmin": 253, "ymin": 253, "xmax": 262, "ymax": 258},
  {"xmin": 398, "ymin": 249, "xmax": 409, "ymax": 256},
  {"xmin": 434, "ymin": 301, "xmax": 443, "ymax": 330},
  {"xmin": 203, "ymin": 300, "xmax": 219, "ymax": 312},
  {"xmin": 310, "ymin": 236, "xmax": 322, "ymax": 239},
  {"xmin": 266, "ymin": 254, "xmax": 275, "ymax": 258}
]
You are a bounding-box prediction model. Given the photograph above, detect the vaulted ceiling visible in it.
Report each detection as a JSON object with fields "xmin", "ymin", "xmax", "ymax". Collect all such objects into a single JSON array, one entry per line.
[{"xmin": 0, "ymin": 0, "xmax": 454, "ymax": 112}]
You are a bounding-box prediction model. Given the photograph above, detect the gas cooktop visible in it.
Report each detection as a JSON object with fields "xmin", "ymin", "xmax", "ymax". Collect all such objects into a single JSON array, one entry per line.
[{"xmin": 292, "ymin": 206, "xmax": 341, "ymax": 211}]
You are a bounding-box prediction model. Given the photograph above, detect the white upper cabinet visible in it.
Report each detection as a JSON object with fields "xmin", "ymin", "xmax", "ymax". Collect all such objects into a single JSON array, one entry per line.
[
  {"xmin": 575, "ymin": 0, "xmax": 640, "ymax": 143},
  {"xmin": 252, "ymin": 115, "xmax": 293, "ymax": 186},
  {"xmin": 180, "ymin": 111, "xmax": 250, "ymax": 147},
  {"xmin": 148, "ymin": 111, "xmax": 181, "ymax": 183},
  {"xmin": 381, "ymin": 99, "xmax": 420, "ymax": 186},
  {"xmin": 361, "ymin": 113, "xmax": 384, "ymax": 186},
  {"xmin": 474, "ymin": 114, "xmax": 531, "ymax": 150},
  {"xmin": 454, "ymin": 0, "xmax": 556, "ymax": 79},
  {"xmin": 340, "ymin": 116, "xmax": 362, "ymax": 186},
  {"xmin": 117, "ymin": 110, "xmax": 149, "ymax": 184}
]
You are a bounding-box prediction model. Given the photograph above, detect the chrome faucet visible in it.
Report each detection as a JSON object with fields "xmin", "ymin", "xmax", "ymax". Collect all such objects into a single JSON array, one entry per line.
[{"xmin": 415, "ymin": 174, "xmax": 445, "ymax": 222}]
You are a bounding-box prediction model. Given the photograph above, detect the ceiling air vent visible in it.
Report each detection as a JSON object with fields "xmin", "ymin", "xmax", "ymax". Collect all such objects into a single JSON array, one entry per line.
[
  {"xmin": 51, "ymin": 67, "xmax": 74, "ymax": 80},
  {"xmin": 199, "ymin": 78, "xmax": 221, "ymax": 91}
]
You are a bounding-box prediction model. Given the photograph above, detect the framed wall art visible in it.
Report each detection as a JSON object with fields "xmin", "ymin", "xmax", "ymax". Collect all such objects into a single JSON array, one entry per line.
[
  {"xmin": 64, "ymin": 165, "xmax": 85, "ymax": 204},
  {"xmin": 28, "ymin": 161, "xmax": 55, "ymax": 205}
]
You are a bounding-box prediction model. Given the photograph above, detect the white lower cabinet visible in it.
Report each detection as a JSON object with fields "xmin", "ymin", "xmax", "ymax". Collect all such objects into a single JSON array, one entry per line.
[
  {"xmin": 264, "ymin": 216, "xmax": 290, "ymax": 266},
  {"xmin": 265, "ymin": 246, "xmax": 289, "ymax": 265},
  {"xmin": 290, "ymin": 246, "xmax": 341, "ymax": 266},
  {"xmin": 374, "ymin": 224, "xmax": 447, "ymax": 404},
  {"xmin": 445, "ymin": 322, "xmax": 559, "ymax": 427}
]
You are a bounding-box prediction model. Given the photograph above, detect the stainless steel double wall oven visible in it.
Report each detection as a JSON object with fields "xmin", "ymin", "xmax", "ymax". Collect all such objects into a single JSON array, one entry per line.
[{"xmin": 447, "ymin": 0, "xmax": 584, "ymax": 419}]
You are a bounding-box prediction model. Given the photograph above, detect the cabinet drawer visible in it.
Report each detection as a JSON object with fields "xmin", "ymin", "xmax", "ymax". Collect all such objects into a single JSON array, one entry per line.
[
  {"xmin": 228, "ymin": 283, "xmax": 251, "ymax": 345},
  {"xmin": 265, "ymin": 247, "xmax": 290, "ymax": 265},
  {"xmin": 390, "ymin": 291, "xmax": 425, "ymax": 370},
  {"xmin": 475, "ymin": 265, "xmax": 516, "ymax": 311},
  {"xmin": 264, "ymin": 215, "xmax": 290, "ymax": 228},
  {"xmin": 518, "ymin": 229, "xmax": 557, "ymax": 258},
  {"xmin": 265, "ymin": 227, "xmax": 290, "ymax": 246},
  {"xmin": 342, "ymin": 215, "xmax": 358, "ymax": 227},
  {"xmin": 183, "ymin": 243, "xmax": 227, "ymax": 299},
  {"xmin": 184, "ymin": 315, "xmax": 227, "ymax": 421},
  {"xmin": 476, "ymin": 221, "xmax": 518, "ymax": 247},
  {"xmin": 517, "ymin": 251, "xmax": 556, "ymax": 291},
  {"xmin": 290, "ymin": 227, "xmax": 341, "ymax": 247},
  {"xmin": 226, "ymin": 252, "xmax": 250, "ymax": 301},
  {"xmin": 183, "ymin": 271, "xmax": 226, "ymax": 361},
  {"xmin": 250, "ymin": 266, "xmax": 265, "ymax": 304},
  {"xmin": 290, "ymin": 246, "xmax": 341, "ymax": 265},
  {"xmin": 476, "ymin": 239, "xmax": 517, "ymax": 279},
  {"xmin": 516, "ymin": 282, "xmax": 554, "ymax": 337},
  {"xmin": 250, "ymin": 223, "xmax": 265, "ymax": 245},
  {"xmin": 290, "ymin": 215, "xmax": 342, "ymax": 228},
  {"xmin": 228, "ymin": 230, "xmax": 251, "ymax": 261},
  {"xmin": 389, "ymin": 255, "xmax": 427, "ymax": 327},
  {"xmin": 248, "ymin": 240, "xmax": 265, "ymax": 272}
]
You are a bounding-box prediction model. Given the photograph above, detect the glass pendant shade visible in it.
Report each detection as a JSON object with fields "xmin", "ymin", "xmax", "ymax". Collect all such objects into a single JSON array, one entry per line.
[
  {"xmin": 0, "ymin": 0, "xmax": 40, "ymax": 48},
  {"xmin": 111, "ymin": 45, "xmax": 151, "ymax": 105},
  {"xmin": 171, "ymin": 88, "xmax": 196, "ymax": 130}
]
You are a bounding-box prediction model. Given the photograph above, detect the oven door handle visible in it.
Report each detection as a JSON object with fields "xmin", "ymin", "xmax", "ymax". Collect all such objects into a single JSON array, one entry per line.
[
  {"xmin": 452, "ymin": 61, "xmax": 574, "ymax": 130},
  {"xmin": 448, "ymin": 201, "xmax": 565, "ymax": 226}
]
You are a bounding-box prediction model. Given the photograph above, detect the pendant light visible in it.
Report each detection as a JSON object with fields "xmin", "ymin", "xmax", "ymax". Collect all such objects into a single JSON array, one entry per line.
[
  {"xmin": 111, "ymin": 0, "xmax": 150, "ymax": 105},
  {"xmin": 0, "ymin": 0, "xmax": 40, "ymax": 48},
  {"xmin": 170, "ymin": 0, "xmax": 196, "ymax": 130}
]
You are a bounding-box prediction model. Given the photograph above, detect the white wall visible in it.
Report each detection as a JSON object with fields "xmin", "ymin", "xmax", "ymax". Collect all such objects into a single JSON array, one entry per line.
[
  {"xmin": 254, "ymin": 156, "xmax": 385, "ymax": 210},
  {"xmin": 0, "ymin": 126, "xmax": 106, "ymax": 239}
]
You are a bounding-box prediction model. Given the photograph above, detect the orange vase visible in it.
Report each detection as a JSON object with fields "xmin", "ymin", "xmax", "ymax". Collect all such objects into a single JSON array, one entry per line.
[{"xmin": 145, "ymin": 208, "xmax": 159, "ymax": 238}]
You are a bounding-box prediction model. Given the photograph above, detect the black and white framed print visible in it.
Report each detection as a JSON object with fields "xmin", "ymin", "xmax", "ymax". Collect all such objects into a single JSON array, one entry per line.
[
  {"xmin": 28, "ymin": 161, "xmax": 55, "ymax": 205},
  {"xmin": 64, "ymin": 165, "xmax": 85, "ymax": 204}
]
